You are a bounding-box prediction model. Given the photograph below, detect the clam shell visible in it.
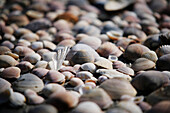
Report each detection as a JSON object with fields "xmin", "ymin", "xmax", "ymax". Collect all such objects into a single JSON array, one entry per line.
[
  {"xmin": 14, "ymin": 46, "xmax": 35, "ymax": 57},
  {"xmin": 13, "ymin": 73, "xmax": 44, "ymax": 93},
  {"xmin": 32, "ymin": 68, "xmax": 49, "ymax": 78},
  {"xmin": 4, "ymin": 51, "xmax": 19, "ymax": 60},
  {"xmin": 95, "ymin": 57, "xmax": 113, "ymax": 69},
  {"xmin": 100, "ymin": 78, "xmax": 137, "ymax": 99},
  {"xmin": 112, "ymin": 60, "xmax": 126, "ymax": 69},
  {"xmin": 23, "ymin": 53, "xmax": 41, "ymax": 64},
  {"xmin": 142, "ymin": 50, "xmax": 158, "ymax": 62},
  {"xmin": 132, "ymin": 71, "xmax": 169, "ymax": 94},
  {"xmin": 16, "ymin": 61, "xmax": 34, "ymax": 73},
  {"xmin": 34, "ymin": 60, "xmax": 48, "ymax": 68},
  {"xmin": 42, "ymin": 40, "xmax": 56, "ymax": 50},
  {"xmin": 81, "ymin": 63, "xmax": 96, "ymax": 73},
  {"xmin": 123, "ymin": 44, "xmax": 150, "ymax": 61},
  {"xmin": 61, "ymin": 71, "xmax": 75, "ymax": 81},
  {"xmin": 69, "ymin": 77, "xmax": 84, "ymax": 87},
  {"xmin": 21, "ymin": 33, "xmax": 39, "ymax": 42},
  {"xmin": 1, "ymin": 67, "xmax": 21, "ymax": 79},
  {"xmin": 117, "ymin": 66, "xmax": 134, "ymax": 76},
  {"xmin": 57, "ymin": 39, "xmax": 76, "ymax": 47},
  {"xmin": 9, "ymin": 92, "xmax": 26, "ymax": 107},
  {"xmin": 1, "ymin": 41, "xmax": 14, "ymax": 49},
  {"xmin": 156, "ymin": 54, "xmax": 170, "ymax": 71},
  {"xmin": 15, "ymin": 28, "xmax": 32, "ymax": 37},
  {"xmin": 30, "ymin": 41, "xmax": 43, "ymax": 51},
  {"xmin": 80, "ymin": 88, "xmax": 113, "ymax": 109},
  {"xmin": 97, "ymin": 42, "xmax": 122, "ymax": 58},
  {"xmin": 131, "ymin": 58, "xmax": 155, "ymax": 72},
  {"xmin": 0, "ymin": 55, "xmax": 18, "ymax": 68},
  {"xmin": 76, "ymin": 71, "xmax": 93, "ymax": 81},
  {"xmin": 0, "ymin": 46, "xmax": 11, "ymax": 55},
  {"xmin": 70, "ymin": 101, "xmax": 103, "ymax": 113},
  {"xmin": 156, "ymin": 45, "xmax": 170, "ymax": 57}
]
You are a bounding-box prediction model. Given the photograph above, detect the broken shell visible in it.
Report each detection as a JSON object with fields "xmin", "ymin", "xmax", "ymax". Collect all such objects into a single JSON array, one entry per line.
[
  {"xmin": 9, "ymin": 92, "xmax": 26, "ymax": 107},
  {"xmin": 97, "ymin": 42, "xmax": 123, "ymax": 58},
  {"xmin": 0, "ymin": 55, "xmax": 18, "ymax": 68},
  {"xmin": 4, "ymin": 51, "xmax": 19, "ymax": 60},
  {"xmin": 26, "ymin": 10, "xmax": 44, "ymax": 19},
  {"xmin": 76, "ymin": 71, "xmax": 93, "ymax": 81},
  {"xmin": 80, "ymin": 88, "xmax": 113, "ymax": 109},
  {"xmin": 81, "ymin": 63, "xmax": 96, "ymax": 73},
  {"xmin": 1, "ymin": 67, "xmax": 21, "ymax": 79},
  {"xmin": 95, "ymin": 57, "xmax": 113, "ymax": 69},
  {"xmin": 13, "ymin": 73, "xmax": 44, "ymax": 93},
  {"xmin": 100, "ymin": 78, "xmax": 137, "ymax": 99},
  {"xmin": 131, "ymin": 58, "xmax": 155, "ymax": 72}
]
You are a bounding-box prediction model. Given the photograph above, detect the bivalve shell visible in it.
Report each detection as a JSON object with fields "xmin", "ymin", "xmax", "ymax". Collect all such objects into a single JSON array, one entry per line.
[
  {"xmin": 81, "ymin": 63, "xmax": 96, "ymax": 73},
  {"xmin": 76, "ymin": 71, "xmax": 93, "ymax": 81},
  {"xmin": 0, "ymin": 55, "xmax": 18, "ymax": 68},
  {"xmin": 95, "ymin": 57, "xmax": 113, "ymax": 69},
  {"xmin": 1, "ymin": 67, "xmax": 21, "ymax": 79},
  {"xmin": 156, "ymin": 54, "xmax": 170, "ymax": 71},
  {"xmin": 9, "ymin": 92, "xmax": 26, "ymax": 107}
]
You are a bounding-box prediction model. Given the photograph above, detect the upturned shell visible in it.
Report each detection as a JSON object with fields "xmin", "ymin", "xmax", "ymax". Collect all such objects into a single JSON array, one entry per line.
[
  {"xmin": 80, "ymin": 88, "xmax": 113, "ymax": 109},
  {"xmin": 70, "ymin": 50, "xmax": 95, "ymax": 65},
  {"xmin": 131, "ymin": 58, "xmax": 155, "ymax": 72},
  {"xmin": 46, "ymin": 91, "xmax": 79, "ymax": 112},
  {"xmin": 14, "ymin": 46, "xmax": 35, "ymax": 57},
  {"xmin": 44, "ymin": 70, "xmax": 65, "ymax": 84},
  {"xmin": 16, "ymin": 61, "xmax": 34, "ymax": 73},
  {"xmin": 1, "ymin": 67, "xmax": 21, "ymax": 79},
  {"xmin": 156, "ymin": 45, "xmax": 170, "ymax": 57},
  {"xmin": 0, "ymin": 78, "xmax": 12, "ymax": 104},
  {"xmin": 81, "ymin": 63, "xmax": 96, "ymax": 73},
  {"xmin": 100, "ymin": 78, "xmax": 137, "ymax": 99},
  {"xmin": 95, "ymin": 57, "xmax": 113, "ymax": 69},
  {"xmin": 70, "ymin": 101, "xmax": 103, "ymax": 113},
  {"xmin": 123, "ymin": 44, "xmax": 150, "ymax": 61},
  {"xmin": 156, "ymin": 54, "xmax": 170, "ymax": 71},
  {"xmin": 42, "ymin": 83, "xmax": 66, "ymax": 97},
  {"xmin": 132, "ymin": 71, "xmax": 169, "ymax": 94},
  {"xmin": 0, "ymin": 55, "xmax": 18, "ymax": 68},
  {"xmin": 76, "ymin": 71, "xmax": 93, "ymax": 81},
  {"xmin": 97, "ymin": 42, "xmax": 123, "ymax": 57},
  {"xmin": 12, "ymin": 73, "xmax": 44, "ymax": 93},
  {"xmin": 9, "ymin": 92, "xmax": 26, "ymax": 107},
  {"xmin": 117, "ymin": 66, "xmax": 134, "ymax": 76},
  {"xmin": 28, "ymin": 104, "xmax": 58, "ymax": 113}
]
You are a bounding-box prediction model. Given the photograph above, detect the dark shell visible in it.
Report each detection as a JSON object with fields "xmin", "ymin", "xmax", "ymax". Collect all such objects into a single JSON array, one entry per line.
[
  {"xmin": 159, "ymin": 32, "xmax": 170, "ymax": 45},
  {"xmin": 156, "ymin": 54, "xmax": 170, "ymax": 71},
  {"xmin": 132, "ymin": 71, "xmax": 169, "ymax": 94},
  {"xmin": 156, "ymin": 45, "xmax": 170, "ymax": 57},
  {"xmin": 16, "ymin": 61, "xmax": 34, "ymax": 73}
]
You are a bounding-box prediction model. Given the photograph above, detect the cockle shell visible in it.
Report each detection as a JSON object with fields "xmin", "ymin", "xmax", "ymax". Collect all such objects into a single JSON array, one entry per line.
[
  {"xmin": 76, "ymin": 71, "xmax": 93, "ymax": 81},
  {"xmin": 95, "ymin": 57, "xmax": 113, "ymax": 69},
  {"xmin": 156, "ymin": 45, "xmax": 170, "ymax": 57}
]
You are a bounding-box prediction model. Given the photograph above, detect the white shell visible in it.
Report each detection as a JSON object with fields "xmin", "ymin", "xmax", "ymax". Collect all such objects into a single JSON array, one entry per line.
[
  {"xmin": 76, "ymin": 71, "xmax": 93, "ymax": 80},
  {"xmin": 9, "ymin": 92, "xmax": 26, "ymax": 107}
]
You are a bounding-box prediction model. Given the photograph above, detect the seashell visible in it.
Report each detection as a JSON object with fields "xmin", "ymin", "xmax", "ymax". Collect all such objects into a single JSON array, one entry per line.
[
  {"xmin": 148, "ymin": 0, "xmax": 167, "ymax": 13},
  {"xmin": 146, "ymin": 101, "xmax": 170, "ymax": 113},
  {"xmin": 0, "ymin": 55, "xmax": 18, "ymax": 68},
  {"xmin": 159, "ymin": 31, "xmax": 170, "ymax": 45},
  {"xmin": 0, "ymin": 46, "xmax": 11, "ymax": 55},
  {"xmin": 46, "ymin": 91, "xmax": 79, "ymax": 112},
  {"xmin": 113, "ymin": 60, "xmax": 126, "ymax": 69},
  {"xmin": 100, "ymin": 78, "xmax": 137, "ymax": 99},
  {"xmin": 55, "ymin": 33, "xmax": 74, "ymax": 43},
  {"xmin": 14, "ymin": 28, "xmax": 32, "ymax": 37},
  {"xmin": 97, "ymin": 42, "xmax": 123, "ymax": 58},
  {"xmin": 23, "ymin": 53, "xmax": 41, "ymax": 64},
  {"xmin": 32, "ymin": 68, "xmax": 49, "ymax": 79},
  {"xmin": 3, "ymin": 33, "xmax": 16, "ymax": 41},
  {"xmin": 81, "ymin": 63, "xmax": 96, "ymax": 73},
  {"xmin": 70, "ymin": 101, "xmax": 103, "ymax": 113},
  {"xmin": 85, "ymin": 81, "xmax": 96, "ymax": 87},
  {"xmin": 52, "ymin": 46, "xmax": 70, "ymax": 70},
  {"xmin": 98, "ymin": 76, "xmax": 108, "ymax": 84},
  {"xmin": 66, "ymin": 44, "xmax": 100, "ymax": 60},
  {"xmin": 142, "ymin": 51, "xmax": 158, "ymax": 62},
  {"xmin": 34, "ymin": 60, "xmax": 48, "ymax": 68},
  {"xmin": 61, "ymin": 71, "xmax": 75, "ymax": 81},
  {"xmin": 44, "ymin": 70, "xmax": 65, "ymax": 84},
  {"xmin": 76, "ymin": 71, "xmax": 93, "ymax": 81},
  {"xmin": 17, "ymin": 39, "xmax": 31, "ymax": 46},
  {"xmin": 21, "ymin": 33, "xmax": 39, "ymax": 42},
  {"xmin": 30, "ymin": 41, "xmax": 43, "ymax": 51},
  {"xmin": 0, "ymin": 78, "xmax": 12, "ymax": 104},
  {"xmin": 132, "ymin": 71, "xmax": 169, "ymax": 94},
  {"xmin": 69, "ymin": 77, "xmax": 84, "ymax": 87},
  {"xmin": 106, "ymin": 107, "xmax": 130, "ymax": 113},
  {"xmin": 37, "ymin": 49, "xmax": 50, "ymax": 57},
  {"xmin": 24, "ymin": 89, "xmax": 44, "ymax": 105},
  {"xmin": 58, "ymin": 12, "xmax": 78, "ymax": 24},
  {"xmin": 123, "ymin": 44, "xmax": 150, "ymax": 61},
  {"xmin": 42, "ymin": 40, "xmax": 56, "ymax": 50},
  {"xmin": 8, "ymin": 14, "xmax": 29, "ymax": 26},
  {"xmin": 42, "ymin": 52, "xmax": 56, "ymax": 62},
  {"xmin": 9, "ymin": 92, "xmax": 26, "ymax": 107},
  {"xmin": 104, "ymin": 0, "xmax": 135, "ymax": 11},
  {"xmin": 42, "ymin": 83, "xmax": 66, "ymax": 97},
  {"xmin": 1, "ymin": 67, "xmax": 20, "ymax": 79},
  {"xmin": 57, "ymin": 39, "xmax": 76, "ymax": 47},
  {"xmin": 4, "ymin": 51, "xmax": 19, "ymax": 60},
  {"xmin": 78, "ymin": 25, "xmax": 100, "ymax": 37},
  {"xmin": 131, "ymin": 58, "xmax": 155, "ymax": 72},
  {"xmin": 16, "ymin": 61, "xmax": 34, "ymax": 73},
  {"xmin": 138, "ymin": 102, "xmax": 152, "ymax": 112},
  {"xmin": 156, "ymin": 54, "xmax": 170, "ymax": 71},
  {"xmin": 70, "ymin": 50, "xmax": 95, "ymax": 66},
  {"xmin": 117, "ymin": 101, "xmax": 143, "ymax": 113},
  {"xmin": 26, "ymin": 10, "xmax": 44, "ymax": 19},
  {"xmin": 12, "ymin": 73, "xmax": 44, "ymax": 93},
  {"xmin": 156, "ymin": 45, "xmax": 170, "ymax": 57},
  {"xmin": 117, "ymin": 66, "xmax": 134, "ymax": 76},
  {"xmin": 14, "ymin": 46, "xmax": 35, "ymax": 57},
  {"xmin": 1, "ymin": 41, "xmax": 14, "ymax": 49},
  {"xmin": 28, "ymin": 104, "xmax": 58, "ymax": 113},
  {"xmin": 96, "ymin": 69, "xmax": 132, "ymax": 81},
  {"xmin": 2, "ymin": 26, "xmax": 14, "ymax": 35},
  {"xmin": 80, "ymin": 88, "xmax": 113, "ymax": 109},
  {"xmin": 25, "ymin": 18, "xmax": 52, "ymax": 32},
  {"xmin": 95, "ymin": 57, "xmax": 113, "ymax": 69},
  {"xmin": 106, "ymin": 30, "xmax": 123, "ymax": 41},
  {"xmin": 60, "ymin": 66, "xmax": 76, "ymax": 74},
  {"xmin": 78, "ymin": 36, "xmax": 102, "ymax": 50}
]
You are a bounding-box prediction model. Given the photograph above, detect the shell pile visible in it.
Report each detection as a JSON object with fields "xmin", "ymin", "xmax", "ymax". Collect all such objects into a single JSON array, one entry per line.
[{"xmin": 0, "ymin": 0, "xmax": 170, "ymax": 113}]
